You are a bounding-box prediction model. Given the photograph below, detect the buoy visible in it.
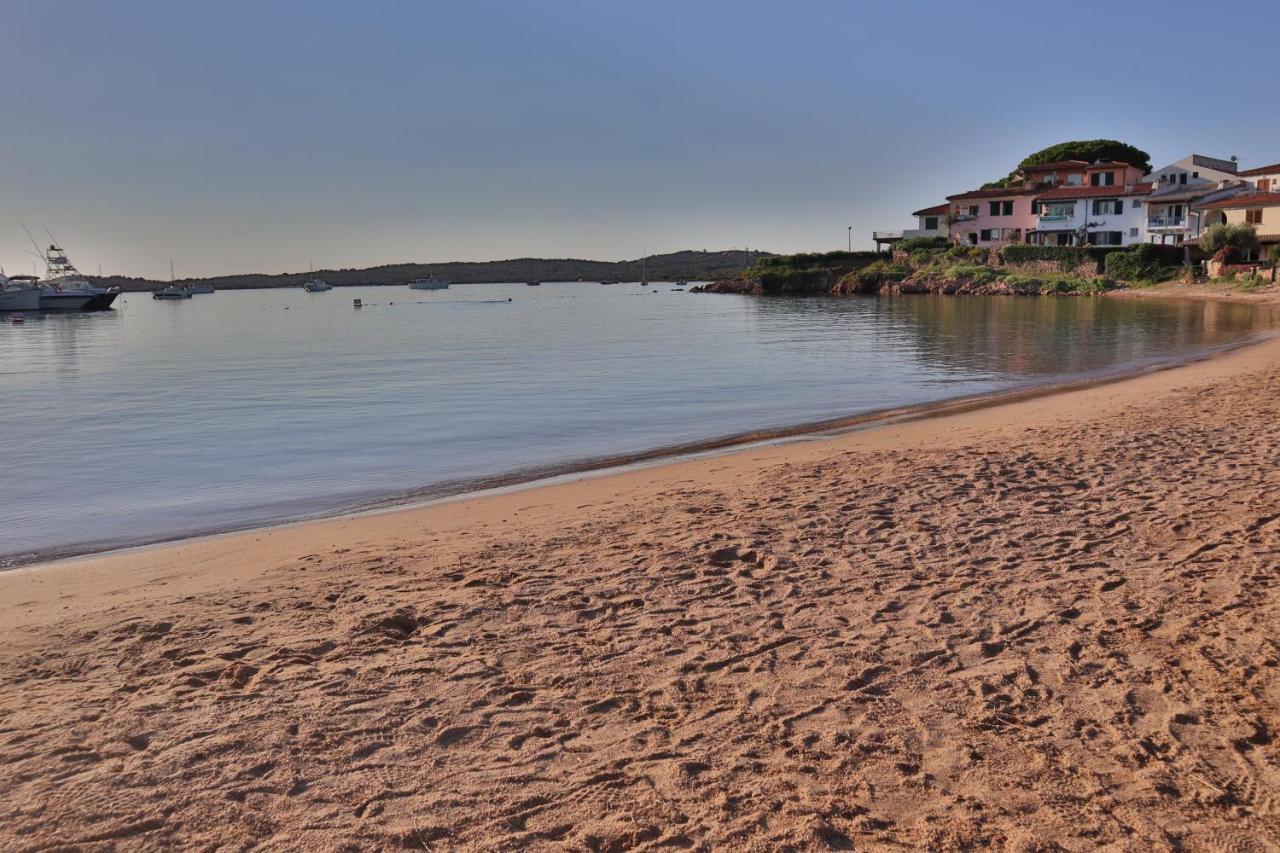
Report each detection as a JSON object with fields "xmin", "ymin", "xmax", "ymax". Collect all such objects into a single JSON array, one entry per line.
[{"xmin": 354, "ymin": 298, "xmax": 362, "ymax": 308}]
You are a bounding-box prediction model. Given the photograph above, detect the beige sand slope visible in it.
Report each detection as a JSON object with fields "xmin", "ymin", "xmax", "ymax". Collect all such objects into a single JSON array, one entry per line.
[{"xmin": 3, "ymin": 338, "xmax": 1280, "ymax": 850}]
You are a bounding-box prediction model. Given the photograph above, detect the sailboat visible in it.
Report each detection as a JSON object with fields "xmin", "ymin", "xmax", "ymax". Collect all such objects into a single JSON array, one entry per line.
[
  {"xmin": 153, "ymin": 260, "xmax": 192, "ymax": 300},
  {"xmin": 640, "ymin": 254, "xmax": 648, "ymax": 286}
]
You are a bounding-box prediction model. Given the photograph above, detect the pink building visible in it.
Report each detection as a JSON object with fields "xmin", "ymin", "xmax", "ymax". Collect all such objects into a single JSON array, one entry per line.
[
  {"xmin": 947, "ymin": 158, "xmax": 1150, "ymax": 247},
  {"xmin": 946, "ymin": 187, "xmax": 1041, "ymax": 246}
]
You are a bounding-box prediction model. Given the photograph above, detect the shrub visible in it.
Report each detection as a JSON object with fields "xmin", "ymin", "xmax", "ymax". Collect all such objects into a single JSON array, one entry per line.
[
  {"xmin": 1104, "ymin": 244, "xmax": 1184, "ymax": 282},
  {"xmin": 1199, "ymin": 223, "xmax": 1260, "ymax": 257},
  {"xmin": 945, "ymin": 245, "xmax": 986, "ymax": 263},
  {"xmin": 1001, "ymin": 273, "xmax": 1111, "ymax": 294},
  {"xmin": 944, "ymin": 264, "xmax": 998, "ymax": 285},
  {"xmin": 898, "ymin": 236, "xmax": 950, "ymax": 252}
]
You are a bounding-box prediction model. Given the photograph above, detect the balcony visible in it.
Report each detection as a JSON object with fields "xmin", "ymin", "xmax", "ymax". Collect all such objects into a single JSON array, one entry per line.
[
  {"xmin": 1038, "ymin": 214, "xmax": 1071, "ymax": 222},
  {"xmin": 950, "ymin": 212, "xmax": 977, "ymax": 222},
  {"xmin": 1147, "ymin": 217, "xmax": 1187, "ymax": 229}
]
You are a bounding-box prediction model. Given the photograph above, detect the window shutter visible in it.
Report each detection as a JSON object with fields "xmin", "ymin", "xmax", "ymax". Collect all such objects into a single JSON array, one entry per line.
[
  {"xmin": 1091, "ymin": 200, "xmax": 1099, "ymax": 216},
  {"xmin": 1114, "ymin": 200, "xmax": 1122, "ymax": 213}
]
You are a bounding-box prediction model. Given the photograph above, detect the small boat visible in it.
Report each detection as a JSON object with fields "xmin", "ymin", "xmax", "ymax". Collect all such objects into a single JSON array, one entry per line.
[
  {"xmin": 153, "ymin": 284, "xmax": 193, "ymax": 300},
  {"xmin": 0, "ymin": 274, "xmax": 42, "ymax": 312},
  {"xmin": 675, "ymin": 280, "xmax": 688, "ymax": 287},
  {"xmin": 186, "ymin": 283, "xmax": 215, "ymax": 294},
  {"xmin": 526, "ymin": 281, "xmax": 542, "ymax": 287},
  {"xmin": 302, "ymin": 279, "xmax": 332, "ymax": 292},
  {"xmin": 408, "ymin": 277, "xmax": 449, "ymax": 290},
  {"xmin": 599, "ymin": 280, "xmax": 615, "ymax": 285}
]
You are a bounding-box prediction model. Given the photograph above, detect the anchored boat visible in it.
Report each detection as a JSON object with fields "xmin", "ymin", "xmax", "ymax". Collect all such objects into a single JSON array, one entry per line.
[
  {"xmin": 0, "ymin": 274, "xmax": 42, "ymax": 311},
  {"xmin": 302, "ymin": 279, "xmax": 332, "ymax": 292},
  {"xmin": 408, "ymin": 277, "xmax": 449, "ymax": 290}
]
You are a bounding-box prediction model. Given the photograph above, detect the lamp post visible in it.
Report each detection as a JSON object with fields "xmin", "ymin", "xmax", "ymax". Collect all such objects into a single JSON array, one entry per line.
[{"xmin": 847, "ymin": 226, "xmax": 851, "ymax": 252}]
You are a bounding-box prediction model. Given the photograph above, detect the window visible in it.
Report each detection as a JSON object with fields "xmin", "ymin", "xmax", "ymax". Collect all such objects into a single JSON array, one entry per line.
[
  {"xmin": 1131, "ymin": 199, "xmax": 1142, "ymax": 208},
  {"xmin": 1066, "ymin": 174, "xmax": 1083, "ymax": 186},
  {"xmin": 1092, "ymin": 231, "xmax": 1123, "ymax": 246},
  {"xmin": 1179, "ymin": 173, "xmax": 1187, "ymax": 185},
  {"xmin": 1246, "ymin": 209, "xmax": 1263, "ymax": 224},
  {"xmin": 1130, "ymin": 227, "xmax": 1140, "ymax": 237},
  {"xmin": 924, "ymin": 216, "xmax": 938, "ymax": 230},
  {"xmin": 1192, "ymin": 171, "xmax": 1199, "ymax": 178},
  {"xmin": 1091, "ymin": 199, "xmax": 1123, "ymax": 216},
  {"xmin": 989, "ymin": 200, "xmax": 1012, "ymax": 216},
  {"xmin": 1090, "ymin": 171, "xmax": 1116, "ymax": 187}
]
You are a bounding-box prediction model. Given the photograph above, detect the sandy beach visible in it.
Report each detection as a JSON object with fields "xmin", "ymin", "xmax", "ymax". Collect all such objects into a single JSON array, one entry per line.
[{"xmin": 4, "ymin": 331, "xmax": 1280, "ymax": 850}]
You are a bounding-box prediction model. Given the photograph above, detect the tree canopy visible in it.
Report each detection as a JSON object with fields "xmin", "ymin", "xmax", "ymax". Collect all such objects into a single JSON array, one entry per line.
[{"xmin": 984, "ymin": 140, "xmax": 1153, "ymax": 188}]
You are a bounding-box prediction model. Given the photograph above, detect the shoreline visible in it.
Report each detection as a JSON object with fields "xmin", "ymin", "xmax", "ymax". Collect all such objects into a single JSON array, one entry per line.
[{"xmin": 5, "ymin": 328, "xmax": 1272, "ymax": 572}]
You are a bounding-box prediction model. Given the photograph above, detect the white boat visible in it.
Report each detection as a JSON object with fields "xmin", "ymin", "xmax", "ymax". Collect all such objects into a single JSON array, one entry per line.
[
  {"xmin": 29, "ymin": 236, "xmax": 119, "ymax": 310},
  {"xmin": 153, "ymin": 284, "xmax": 192, "ymax": 300},
  {"xmin": 302, "ymin": 279, "xmax": 332, "ymax": 292},
  {"xmin": 408, "ymin": 277, "xmax": 449, "ymax": 290},
  {"xmin": 0, "ymin": 274, "xmax": 42, "ymax": 311}
]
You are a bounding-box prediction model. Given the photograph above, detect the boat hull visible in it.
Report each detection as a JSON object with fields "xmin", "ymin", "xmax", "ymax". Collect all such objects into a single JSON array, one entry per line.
[
  {"xmin": 85, "ymin": 291, "xmax": 119, "ymax": 310},
  {"xmin": 38, "ymin": 292, "xmax": 92, "ymax": 311},
  {"xmin": 408, "ymin": 281, "xmax": 449, "ymax": 290},
  {"xmin": 0, "ymin": 288, "xmax": 41, "ymax": 311}
]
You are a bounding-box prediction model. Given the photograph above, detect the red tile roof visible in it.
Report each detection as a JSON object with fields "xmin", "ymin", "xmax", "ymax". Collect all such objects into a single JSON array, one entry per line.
[
  {"xmin": 1199, "ymin": 192, "xmax": 1280, "ymax": 209},
  {"xmin": 1238, "ymin": 162, "xmax": 1280, "ymax": 177},
  {"xmin": 1020, "ymin": 160, "xmax": 1089, "ymax": 172},
  {"xmin": 1035, "ymin": 182, "xmax": 1153, "ymax": 201},
  {"xmin": 946, "ymin": 187, "xmax": 1041, "ymax": 201},
  {"xmin": 911, "ymin": 203, "xmax": 949, "ymax": 216}
]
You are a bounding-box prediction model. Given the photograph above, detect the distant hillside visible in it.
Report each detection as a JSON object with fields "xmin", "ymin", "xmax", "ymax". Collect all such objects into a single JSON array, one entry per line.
[{"xmin": 98, "ymin": 250, "xmax": 775, "ymax": 292}]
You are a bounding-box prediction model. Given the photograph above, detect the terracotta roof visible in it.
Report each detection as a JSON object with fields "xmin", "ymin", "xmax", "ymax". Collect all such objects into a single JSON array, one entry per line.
[
  {"xmin": 911, "ymin": 203, "xmax": 949, "ymax": 216},
  {"xmin": 1020, "ymin": 160, "xmax": 1089, "ymax": 172},
  {"xmin": 1199, "ymin": 192, "xmax": 1280, "ymax": 210},
  {"xmin": 1238, "ymin": 161, "xmax": 1280, "ymax": 177},
  {"xmin": 1035, "ymin": 182, "xmax": 1153, "ymax": 201},
  {"xmin": 946, "ymin": 187, "xmax": 1041, "ymax": 201}
]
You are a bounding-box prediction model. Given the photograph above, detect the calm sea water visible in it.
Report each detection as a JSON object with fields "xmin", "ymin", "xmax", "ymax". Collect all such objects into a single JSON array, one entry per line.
[{"xmin": 0, "ymin": 283, "xmax": 1272, "ymax": 564}]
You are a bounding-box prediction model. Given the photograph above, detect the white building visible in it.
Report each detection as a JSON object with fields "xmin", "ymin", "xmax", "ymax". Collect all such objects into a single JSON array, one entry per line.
[
  {"xmin": 1145, "ymin": 181, "xmax": 1254, "ymax": 245},
  {"xmin": 1031, "ymin": 182, "xmax": 1153, "ymax": 246},
  {"xmin": 1238, "ymin": 160, "xmax": 1280, "ymax": 193},
  {"xmin": 903, "ymin": 203, "xmax": 948, "ymax": 240},
  {"xmin": 1147, "ymin": 154, "xmax": 1240, "ymax": 191}
]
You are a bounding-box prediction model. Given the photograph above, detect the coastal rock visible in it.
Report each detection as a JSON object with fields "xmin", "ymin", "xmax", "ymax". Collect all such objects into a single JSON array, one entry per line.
[{"xmin": 690, "ymin": 278, "xmax": 763, "ymax": 295}]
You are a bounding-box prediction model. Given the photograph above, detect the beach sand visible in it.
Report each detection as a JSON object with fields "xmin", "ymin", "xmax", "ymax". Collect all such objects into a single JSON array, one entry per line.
[{"xmin": 3, "ymin": 335, "xmax": 1280, "ymax": 850}]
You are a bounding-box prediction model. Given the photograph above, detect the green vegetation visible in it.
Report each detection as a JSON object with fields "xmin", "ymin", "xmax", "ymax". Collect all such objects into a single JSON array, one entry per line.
[
  {"xmin": 897, "ymin": 236, "xmax": 950, "ymax": 252},
  {"xmin": 747, "ymin": 250, "xmax": 882, "ymax": 293},
  {"xmin": 943, "ymin": 264, "xmax": 998, "ymax": 285},
  {"xmin": 1000, "ymin": 273, "xmax": 1110, "ymax": 294},
  {"xmin": 1199, "ymin": 223, "xmax": 1260, "ymax": 261},
  {"xmin": 839, "ymin": 260, "xmax": 910, "ymax": 293},
  {"xmin": 984, "ymin": 139, "xmax": 1152, "ymax": 188},
  {"xmin": 1103, "ymin": 244, "xmax": 1184, "ymax": 282}
]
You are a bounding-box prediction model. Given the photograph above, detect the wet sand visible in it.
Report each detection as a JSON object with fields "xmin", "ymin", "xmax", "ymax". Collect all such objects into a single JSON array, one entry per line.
[{"xmin": 4, "ymin": 335, "xmax": 1280, "ymax": 850}]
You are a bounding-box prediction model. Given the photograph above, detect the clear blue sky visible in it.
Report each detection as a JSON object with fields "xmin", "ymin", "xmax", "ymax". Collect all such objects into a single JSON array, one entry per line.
[{"xmin": 2, "ymin": 0, "xmax": 1275, "ymax": 278}]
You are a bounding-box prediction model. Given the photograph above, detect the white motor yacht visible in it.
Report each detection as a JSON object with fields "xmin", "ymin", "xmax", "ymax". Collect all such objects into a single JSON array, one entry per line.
[{"xmin": 0, "ymin": 273, "xmax": 42, "ymax": 311}]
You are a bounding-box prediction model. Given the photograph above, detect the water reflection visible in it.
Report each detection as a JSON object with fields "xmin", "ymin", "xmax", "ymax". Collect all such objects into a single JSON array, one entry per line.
[{"xmin": 0, "ymin": 285, "xmax": 1272, "ymax": 562}]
